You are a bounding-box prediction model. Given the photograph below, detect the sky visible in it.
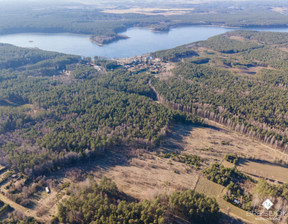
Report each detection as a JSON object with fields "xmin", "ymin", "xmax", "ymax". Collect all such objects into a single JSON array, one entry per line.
[
  {"xmin": 0, "ymin": 0, "xmax": 276, "ymax": 6},
  {"xmin": 0, "ymin": 0, "xmax": 261, "ymax": 2}
]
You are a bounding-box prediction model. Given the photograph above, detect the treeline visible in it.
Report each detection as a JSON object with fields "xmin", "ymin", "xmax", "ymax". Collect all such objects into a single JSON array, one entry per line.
[
  {"xmin": 157, "ymin": 152, "xmax": 203, "ymax": 169},
  {"xmin": 54, "ymin": 177, "xmax": 219, "ymax": 224},
  {"xmin": 151, "ymin": 47, "xmax": 198, "ymax": 62}
]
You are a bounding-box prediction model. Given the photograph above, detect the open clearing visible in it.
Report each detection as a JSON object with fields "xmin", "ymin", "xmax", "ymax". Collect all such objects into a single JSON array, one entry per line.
[
  {"xmin": 158, "ymin": 120, "xmax": 288, "ymax": 168},
  {"xmin": 237, "ymin": 158, "xmax": 288, "ymax": 183},
  {"xmin": 93, "ymin": 153, "xmax": 200, "ymax": 200}
]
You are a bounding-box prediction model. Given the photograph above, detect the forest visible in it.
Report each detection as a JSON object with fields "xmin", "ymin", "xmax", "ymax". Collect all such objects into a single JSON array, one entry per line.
[
  {"xmin": 55, "ymin": 177, "xmax": 219, "ymax": 224},
  {"xmin": 151, "ymin": 30, "xmax": 288, "ymax": 153},
  {"xmin": 0, "ymin": 44, "xmax": 202, "ymax": 177}
]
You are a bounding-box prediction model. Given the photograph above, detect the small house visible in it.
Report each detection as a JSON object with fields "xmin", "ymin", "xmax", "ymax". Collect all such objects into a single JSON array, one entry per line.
[{"xmin": 45, "ymin": 187, "xmax": 50, "ymax": 193}]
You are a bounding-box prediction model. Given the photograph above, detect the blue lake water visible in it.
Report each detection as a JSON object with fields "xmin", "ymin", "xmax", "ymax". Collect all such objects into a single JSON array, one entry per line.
[{"xmin": 1, "ymin": 26, "xmax": 288, "ymax": 58}]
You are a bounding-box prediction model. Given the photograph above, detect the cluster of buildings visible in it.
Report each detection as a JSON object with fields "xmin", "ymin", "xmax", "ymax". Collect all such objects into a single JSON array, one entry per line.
[{"xmin": 117, "ymin": 55, "xmax": 171, "ymax": 74}]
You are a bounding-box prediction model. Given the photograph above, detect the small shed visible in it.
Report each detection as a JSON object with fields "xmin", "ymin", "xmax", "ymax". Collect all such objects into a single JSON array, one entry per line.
[
  {"xmin": 234, "ymin": 199, "xmax": 240, "ymax": 204},
  {"xmin": 45, "ymin": 187, "xmax": 50, "ymax": 193}
]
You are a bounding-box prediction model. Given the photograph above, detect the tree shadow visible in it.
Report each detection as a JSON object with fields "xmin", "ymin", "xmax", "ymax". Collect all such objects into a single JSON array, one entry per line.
[
  {"xmin": 45, "ymin": 148, "xmax": 132, "ymax": 181},
  {"xmin": 237, "ymin": 158, "xmax": 287, "ymax": 184},
  {"xmin": 238, "ymin": 158, "xmax": 288, "ymax": 169},
  {"xmin": 219, "ymin": 212, "xmax": 247, "ymax": 224},
  {"xmin": 158, "ymin": 123, "xmax": 221, "ymax": 153}
]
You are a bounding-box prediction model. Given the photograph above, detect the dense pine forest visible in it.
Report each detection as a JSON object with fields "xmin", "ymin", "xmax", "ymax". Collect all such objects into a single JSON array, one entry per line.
[
  {"xmin": 55, "ymin": 177, "xmax": 219, "ymax": 224},
  {"xmin": 0, "ymin": 43, "xmax": 202, "ymax": 177}
]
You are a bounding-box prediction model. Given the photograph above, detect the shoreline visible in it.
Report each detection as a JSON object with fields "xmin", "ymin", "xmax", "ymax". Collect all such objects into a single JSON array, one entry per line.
[
  {"xmin": 89, "ymin": 34, "xmax": 129, "ymax": 46},
  {"xmin": 1, "ymin": 23, "xmax": 288, "ymax": 47}
]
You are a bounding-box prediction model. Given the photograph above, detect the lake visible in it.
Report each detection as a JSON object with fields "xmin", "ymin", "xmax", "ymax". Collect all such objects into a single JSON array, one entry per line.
[{"xmin": 1, "ymin": 26, "xmax": 288, "ymax": 58}]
